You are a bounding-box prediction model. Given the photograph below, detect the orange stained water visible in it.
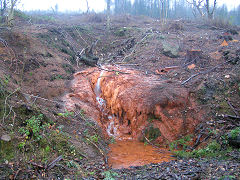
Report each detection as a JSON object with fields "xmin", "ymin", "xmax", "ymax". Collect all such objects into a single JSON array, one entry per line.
[{"xmin": 108, "ymin": 140, "xmax": 174, "ymax": 169}]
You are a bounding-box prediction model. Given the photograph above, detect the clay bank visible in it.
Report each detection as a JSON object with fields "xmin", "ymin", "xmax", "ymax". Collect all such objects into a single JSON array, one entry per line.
[{"xmin": 64, "ymin": 65, "xmax": 201, "ymax": 168}]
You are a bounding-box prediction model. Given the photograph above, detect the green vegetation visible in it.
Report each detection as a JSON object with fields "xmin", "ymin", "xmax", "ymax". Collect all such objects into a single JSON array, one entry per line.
[
  {"xmin": 143, "ymin": 125, "xmax": 161, "ymax": 142},
  {"xmin": 169, "ymin": 132, "xmax": 239, "ymax": 160},
  {"xmin": 18, "ymin": 114, "xmax": 44, "ymax": 142},
  {"xmin": 32, "ymin": 15, "xmax": 56, "ymax": 23},
  {"xmin": 2, "ymin": 112, "xmax": 84, "ymax": 165},
  {"xmin": 114, "ymin": 27, "xmax": 128, "ymax": 37},
  {"xmin": 62, "ymin": 63, "xmax": 75, "ymax": 74},
  {"xmin": 57, "ymin": 110, "xmax": 74, "ymax": 118},
  {"xmin": 0, "ymin": 140, "xmax": 15, "ymax": 163},
  {"xmin": 14, "ymin": 10, "xmax": 30, "ymax": 21},
  {"xmin": 89, "ymin": 134, "xmax": 99, "ymax": 143},
  {"xmin": 101, "ymin": 170, "xmax": 119, "ymax": 180},
  {"xmin": 0, "ymin": 75, "xmax": 10, "ymax": 97},
  {"xmin": 169, "ymin": 135, "xmax": 193, "ymax": 151},
  {"xmin": 219, "ymin": 175, "xmax": 236, "ymax": 180},
  {"xmin": 50, "ymin": 74, "xmax": 68, "ymax": 81},
  {"xmin": 230, "ymin": 127, "xmax": 240, "ymax": 139}
]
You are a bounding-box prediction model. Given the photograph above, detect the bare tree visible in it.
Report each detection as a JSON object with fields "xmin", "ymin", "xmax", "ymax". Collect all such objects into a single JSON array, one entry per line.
[
  {"xmin": 187, "ymin": 0, "xmax": 217, "ymax": 19},
  {"xmin": 186, "ymin": 0, "xmax": 205, "ymax": 18},
  {"xmin": 106, "ymin": 0, "xmax": 111, "ymax": 30},
  {"xmin": 205, "ymin": 0, "xmax": 217, "ymax": 19},
  {"xmin": 7, "ymin": 0, "xmax": 19, "ymax": 26},
  {"xmin": 158, "ymin": 0, "xmax": 169, "ymax": 24}
]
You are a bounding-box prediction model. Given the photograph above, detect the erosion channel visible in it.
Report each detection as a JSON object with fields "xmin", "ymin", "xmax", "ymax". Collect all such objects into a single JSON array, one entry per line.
[{"xmin": 64, "ymin": 65, "xmax": 201, "ymax": 168}]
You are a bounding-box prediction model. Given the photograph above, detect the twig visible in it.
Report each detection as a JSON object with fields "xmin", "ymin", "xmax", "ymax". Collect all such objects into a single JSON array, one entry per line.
[
  {"xmin": 76, "ymin": 48, "xmax": 85, "ymax": 68},
  {"xmin": 222, "ymin": 114, "xmax": 240, "ymax": 120},
  {"xmin": 47, "ymin": 155, "xmax": 63, "ymax": 170},
  {"xmin": 75, "ymin": 27, "xmax": 89, "ymax": 46},
  {"xmin": 22, "ymin": 93, "xmax": 62, "ymax": 104},
  {"xmin": 114, "ymin": 63, "xmax": 139, "ymax": 66},
  {"xmin": 227, "ymin": 100, "xmax": 239, "ymax": 117},
  {"xmin": 29, "ymin": 162, "xmax": 44, "ymax": 169},
  {"xmin": 55, "ymin": 164, "xmax": 73, "ymax": 171},
  {"xmin": 97, "ymin": 66, "xmax": 130, "ymax": 75},
  {"xmin": 2, "ymin": 88, "xmax": 20, "ymax": 123},
  {"xmin": 14, "ymin": 169, "xmax": 21, "ymax": 180},
  {"xmin": 181, "ymin": 60, "xmax": 229, "ymax": 85},
  {"xmin": 121, "ymin": 33, "xmax": 150, "ymax": 62},
  {"xmin": 144, "ymin": 136, "xmax": 171, "ymax": 153},
  {"xmin": 86, "ymin": 137, "xmax": 105, "ymax": 156}
]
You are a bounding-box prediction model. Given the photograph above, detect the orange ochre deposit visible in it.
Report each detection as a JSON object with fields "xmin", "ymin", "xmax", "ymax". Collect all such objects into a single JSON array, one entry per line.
[
  {"xmin": 64, "ymin": 65, "xmax": 201, "ymax": 167},
  {"xmin": 64, "ymin": 65, "xmax": 200, "ymax": 143}
]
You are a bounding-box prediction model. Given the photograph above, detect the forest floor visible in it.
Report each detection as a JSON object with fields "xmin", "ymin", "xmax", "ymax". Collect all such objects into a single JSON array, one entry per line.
[{"xmin": 0, "ymin": 12, "xmax": 240, "ymax": 179}]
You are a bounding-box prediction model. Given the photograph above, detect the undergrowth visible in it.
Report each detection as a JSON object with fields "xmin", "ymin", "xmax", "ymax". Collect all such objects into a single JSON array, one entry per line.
[{"xmin": 170, "ymin": 133, "xmax": 239, "ymax": 160}]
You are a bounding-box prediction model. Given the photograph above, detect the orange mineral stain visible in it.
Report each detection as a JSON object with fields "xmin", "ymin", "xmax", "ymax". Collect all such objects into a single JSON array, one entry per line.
[{"xmin": 108, "ymin": 140, "xmax": 174, "ymax": 169}]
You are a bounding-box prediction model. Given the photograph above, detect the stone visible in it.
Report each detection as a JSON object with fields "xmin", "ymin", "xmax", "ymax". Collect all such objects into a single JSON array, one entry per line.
[
  {"xmin": 1, "ymin": 135, "xmax": 11, "ymax": 142},
  {"xmin": 228, "ymin": 134, "xmax": 240, "ymax": 148},
  {"xmin": 162, "ymin": 42, "xmax": 179, "ymax": 58}
]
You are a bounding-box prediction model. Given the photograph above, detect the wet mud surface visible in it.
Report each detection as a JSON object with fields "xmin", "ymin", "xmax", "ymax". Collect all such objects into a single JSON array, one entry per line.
[{"xmin": 108, "ymin": 141, "xmax": 174, "ymax": 169}]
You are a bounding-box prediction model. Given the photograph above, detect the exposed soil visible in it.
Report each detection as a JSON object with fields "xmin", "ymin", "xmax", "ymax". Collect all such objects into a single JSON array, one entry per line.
[
  {"xmin": 0, "ymin": 13, "xmax": 240, "ymax": 179},
  {"xmin": 65, "ymin": 65, "xmax": 200, "ymax": 143}
]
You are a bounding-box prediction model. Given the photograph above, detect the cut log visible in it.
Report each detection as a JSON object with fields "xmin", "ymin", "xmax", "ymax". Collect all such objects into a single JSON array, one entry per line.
[{"xmin": 77, "ymin": 46, "xmax": 99, "ymax": 66}]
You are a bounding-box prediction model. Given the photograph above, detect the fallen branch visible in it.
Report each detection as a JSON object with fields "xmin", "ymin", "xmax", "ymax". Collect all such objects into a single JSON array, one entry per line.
[
  {"xmin": 97, "ymin": 66, "xmax": 130, "ymax": 75},
  {"xmin": 29, "ymin": 162, "xmax": 44, "ymax": 169},
  {"xmin": 46, "ymin": 155, "xmax": 63, "ymax": 170},
  {"xmin": 222, "ymin": 114, "xmax": 240, "ymax": 120},
  {"xmin": 181, "ymin": 60, "xmax": 229, "ymax": 85},
  {"xmin": 14, "ymin": 169, "xmax": 21, "ymax": 180},
  {"xmin": 2, "ymin": 88, "xmax": 20, "ymax": 124},
  {"xmin": 227, "ymin": 100, "xmax": 239, "ymax": 117},
  {"xmin": 114, "ymin": 63, "xmax": 139, "ymax": 66},
  {"xmin": 144, "ymin": 136, "xmax": 171, "ymax": 153},
  {"xmin": 22, "ymin": 93, "xmax": 62, "ymax": 104},
  {"xmin": 86, "ymin": 137, "xmax": 105, "ymax": 156}
]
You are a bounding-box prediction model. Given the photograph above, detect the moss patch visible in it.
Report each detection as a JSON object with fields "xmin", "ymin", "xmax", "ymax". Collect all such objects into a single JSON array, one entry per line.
[{"xmin": 0, "ymin": 140, "xmax": 15, "ymax": 163}]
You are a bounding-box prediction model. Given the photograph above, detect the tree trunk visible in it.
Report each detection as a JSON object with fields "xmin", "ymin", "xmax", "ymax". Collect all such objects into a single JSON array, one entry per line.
[
  {"xmin": 7, "ymin": 0, "xmax": 18, "ymax": 26},
  {"xmin": 205, "ymin": 0, "xmax": 216, "ymax": 19},
  {"xmin": 85, "ymin": 0, "xmax": 89, "ymax": 13},
  {"xmin": 107, "ymin": 0, "xmax": 110, "ymax": 30}
]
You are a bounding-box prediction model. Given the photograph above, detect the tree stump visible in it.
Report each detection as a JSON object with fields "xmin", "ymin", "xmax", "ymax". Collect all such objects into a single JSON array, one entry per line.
[
  {"xmin": 77, "ymin": 46, "xmax": 99, "ymax": 66},
  {"xmin": 185, "ymin": 50, "xmax": 203, "ymax": 63}
]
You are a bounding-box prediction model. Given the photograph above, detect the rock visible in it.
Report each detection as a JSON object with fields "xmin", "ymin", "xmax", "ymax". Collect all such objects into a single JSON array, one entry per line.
[
  {"xmin": 228, "ymin": 134, "xmax": 240, "ymax": 148},
  {"xmin": 1, "ymin": 135, "xmax": 11, "ymax": 142},
  {"xmin": 64, "ymin": 65, "xmax": 200, "ymax": 143},
  {"xmin": 162, "ymin": 41, "xmax": 179, "ymax": 58}
]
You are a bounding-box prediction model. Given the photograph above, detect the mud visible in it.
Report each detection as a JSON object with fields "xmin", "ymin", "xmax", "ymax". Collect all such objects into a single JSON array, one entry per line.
[{"xmin": 108, "ymin": 140, "xmax": 174, "ymax": 169}]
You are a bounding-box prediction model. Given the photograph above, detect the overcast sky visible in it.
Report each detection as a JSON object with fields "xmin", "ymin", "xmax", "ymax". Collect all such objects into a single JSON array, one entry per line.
[{"xmin": 18, "ymin": 0, "xmax": 240, "ymax": 12}]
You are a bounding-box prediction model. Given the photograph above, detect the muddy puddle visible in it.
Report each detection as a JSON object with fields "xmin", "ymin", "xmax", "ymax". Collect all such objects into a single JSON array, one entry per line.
[{"xmin": 108, "ymin": 140, "xmax": 174, "ymax": 169}]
